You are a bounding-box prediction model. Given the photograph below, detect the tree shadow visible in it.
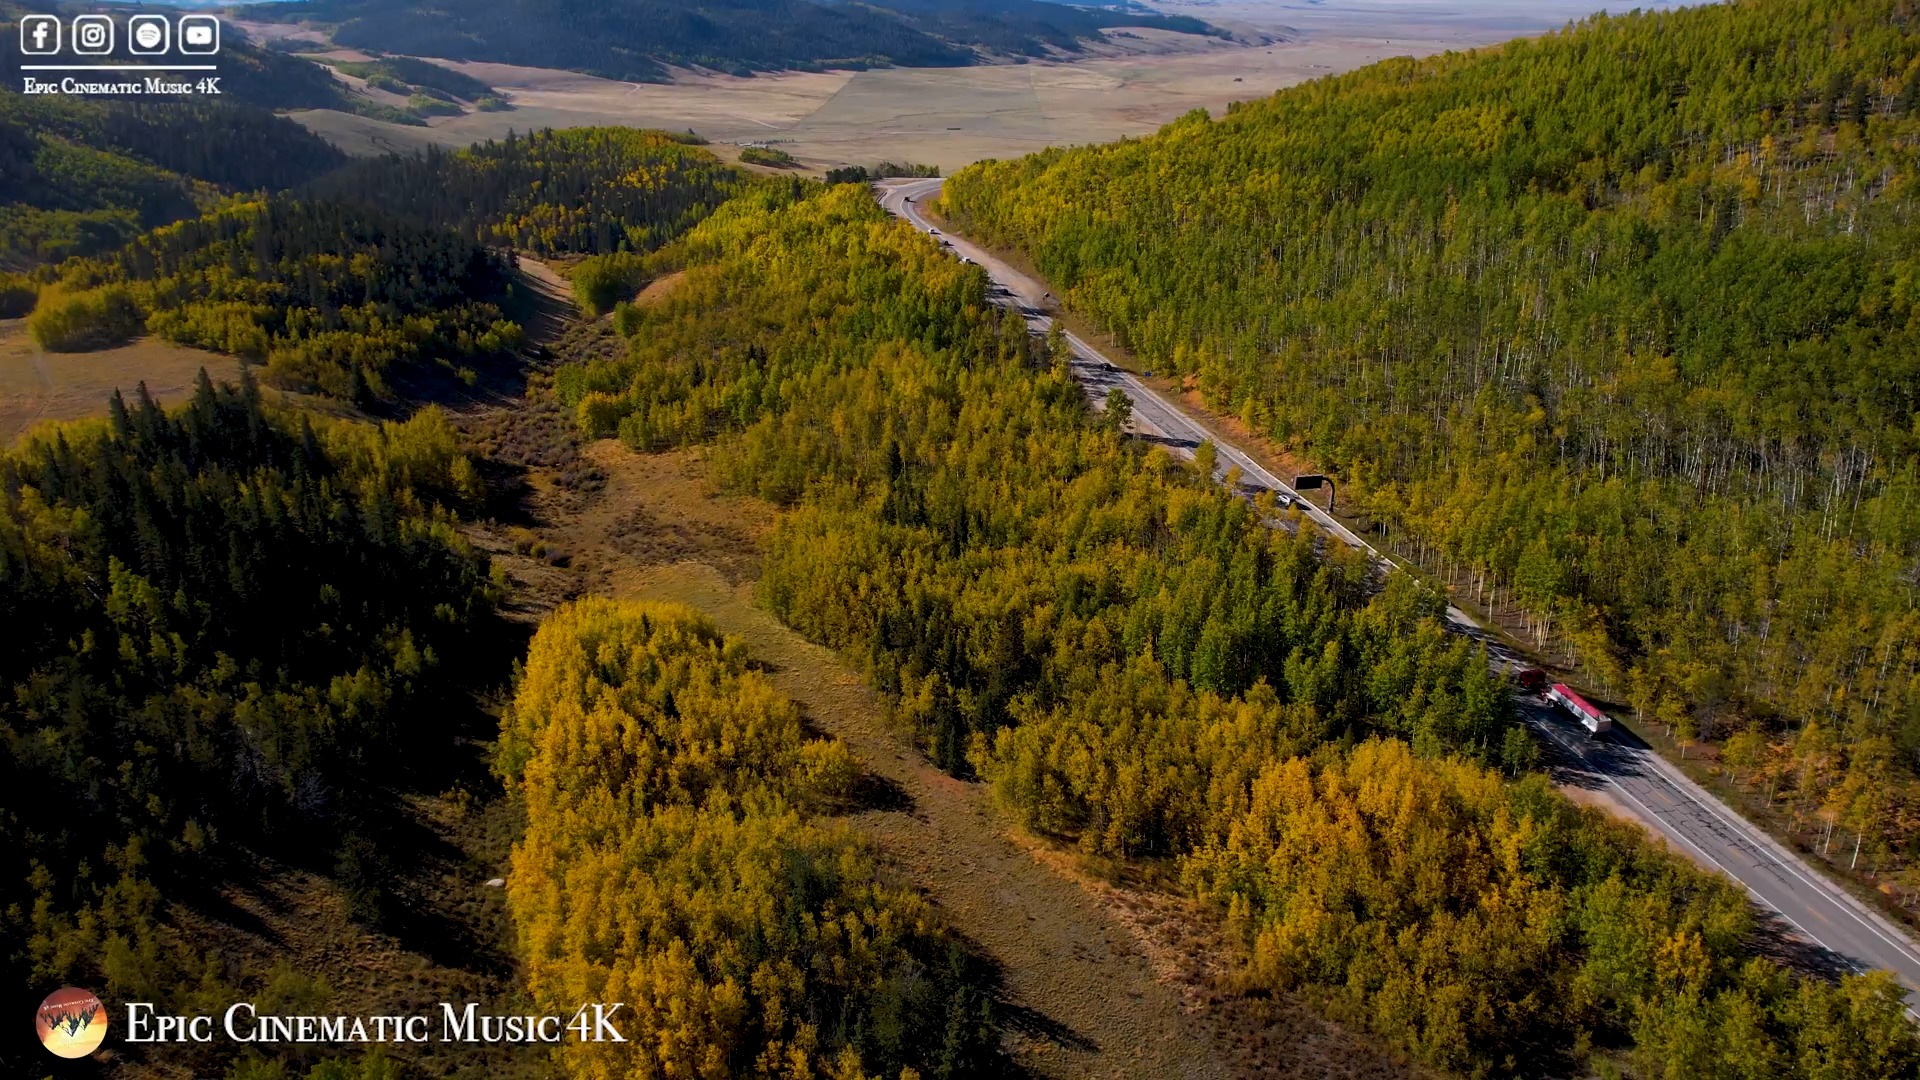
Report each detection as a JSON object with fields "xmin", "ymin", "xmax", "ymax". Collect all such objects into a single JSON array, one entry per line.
[
  {"xmin": 945, "ymin": 930, "xmax": 1096, "ymax": 1070},
  {"xmin": 1749, "ymin": 909, "xmax": 1856, "ymax": 982},
  {"xmin": 354, "ymin": 794, "xmax": 517, "ymax": 979},
  {"xmin": 846, "ymin": 770, "xmax": 915, "ymax": 815},
  {"xmin": 167, "ymin": 850, "xmax": 289, "ymax": 948}
]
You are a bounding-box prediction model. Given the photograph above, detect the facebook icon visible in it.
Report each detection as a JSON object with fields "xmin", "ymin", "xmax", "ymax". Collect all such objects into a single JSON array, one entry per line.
[{"xmin": 21, "ymin": 14, "xmax": 60, "ymax": 54}]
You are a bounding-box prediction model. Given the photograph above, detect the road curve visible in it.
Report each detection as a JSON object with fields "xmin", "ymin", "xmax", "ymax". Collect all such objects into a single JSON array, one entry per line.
[{"xmin": 875, "ymin": 177, "xmax": 1920, "ymax": 1013}]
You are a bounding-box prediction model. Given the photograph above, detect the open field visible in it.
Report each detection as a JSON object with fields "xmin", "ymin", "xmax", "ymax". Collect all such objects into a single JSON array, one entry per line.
[
  {"xmin": 261, "ymin": 0, "xmax": 1609, "ymax": 171},
  {"xmin": 0, "ymin": 319, "xmax": 246, "ymax": 444}
]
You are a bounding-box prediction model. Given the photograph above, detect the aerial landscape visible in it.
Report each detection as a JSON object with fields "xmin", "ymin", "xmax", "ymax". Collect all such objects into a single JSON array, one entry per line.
[{"xmin": 4, "ymin": 0, "xmax": 1920, "ymax": 1077}]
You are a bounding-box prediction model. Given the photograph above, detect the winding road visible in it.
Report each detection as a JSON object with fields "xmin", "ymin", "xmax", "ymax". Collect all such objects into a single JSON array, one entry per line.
[{"xmin": 877, "ymin": 176, "xmax": 1920, "ymax": 1014}]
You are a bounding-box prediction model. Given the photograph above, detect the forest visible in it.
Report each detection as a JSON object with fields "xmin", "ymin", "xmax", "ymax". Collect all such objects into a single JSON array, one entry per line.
[
  {"xmin": 0, "ymin": 124, "xmax": 788, "ymax": 1076},
  {"xmin": 0, "ymin": 93, "xmax": 346, "ymax": 268},
  {"xmin": 28, "ymin": 197, "xmax": 521, "ymax": 401},
  {"xmin": 308, "ymin": 128, "xmax": 740, "ymax": 256},
  {"xmin": 13, "ymin": 126, "xmax": 749, "ymax": 403},
  {"xmin": 551, "ymin": 182, "xmax": 1920, "ymax": 1076},
  {"xmin": 502, "ymin": 599, "xmax": 998, "ymax": 1079},
  {"xmin": 0, "ymin": 372, "xmax": 493, "ymax": 1057},
  {"xmin": 940, "ymin": 0, "xmax": 1920, "ymax": 894},
  {"xmin": 241, "ymin": 0, "xmax": 1222, "ymax": 82},
  {"xmin": 8, "ymin": 0, "xmax": 1920, "ymax": 1066}
]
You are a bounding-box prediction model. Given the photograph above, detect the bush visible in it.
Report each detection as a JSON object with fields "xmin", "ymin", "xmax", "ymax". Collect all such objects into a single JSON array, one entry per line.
[
  {"xmin": 406, "ymin": 94, "xmax": 462, "ymax": 117},
  {"xmin": 739, "ymin": 145, "xmax": 799, "ymax": 168},
  {"xmin": 27, "ymin": 285, "xmax": 144, "ymax": 351},
  {"xmin": 610, "ymin": 299, "xmax": 641, "ymax": 337},
  {"xmin": 0, "ymin": 273, "xmax": 37, "ymax": 318},
  {"xmin": 568, "ymin": 251, "xmax": 645, "ymax": 318}
]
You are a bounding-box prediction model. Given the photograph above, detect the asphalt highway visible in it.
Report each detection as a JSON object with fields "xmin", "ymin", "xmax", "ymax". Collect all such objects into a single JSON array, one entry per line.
[{"xmin": 876, "ymin": 177, "xmax": 1920, "ymax": 1011}]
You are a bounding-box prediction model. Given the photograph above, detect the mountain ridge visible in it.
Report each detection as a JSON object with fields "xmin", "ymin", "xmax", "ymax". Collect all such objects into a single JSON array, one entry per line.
[{"xmin": 239, "ymin": 0, "xmax": 1231, "ymax": 82}]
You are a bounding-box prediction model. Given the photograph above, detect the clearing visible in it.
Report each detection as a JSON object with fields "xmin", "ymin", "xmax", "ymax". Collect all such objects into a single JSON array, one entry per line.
[{"xmin": 0, "ymin": 320, "xmax": 246, "ymax": 444}]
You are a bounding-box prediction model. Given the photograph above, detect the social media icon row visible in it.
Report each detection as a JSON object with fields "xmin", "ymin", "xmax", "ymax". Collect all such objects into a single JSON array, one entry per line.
[{"xmin": 19, "ymin": 14, "xmax": 221, "ymax": 57}]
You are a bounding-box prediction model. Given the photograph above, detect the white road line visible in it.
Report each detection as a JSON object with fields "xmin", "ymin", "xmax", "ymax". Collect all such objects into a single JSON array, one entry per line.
[
  {"xmin": 1529, "ymin": 711, "xmax": 1840, "ymax": 956},
  {"xmin": 1627, "ymin": 739, "xmax": 1920, "ymax": 971},
  {"xmin": 1532, "ymin": 711, "xmax": 1920, "ymax": 1020}
]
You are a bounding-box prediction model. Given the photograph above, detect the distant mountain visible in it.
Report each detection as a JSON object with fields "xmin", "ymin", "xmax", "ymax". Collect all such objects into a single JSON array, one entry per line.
[
  {"xmin": 863, "ymin": 0, "xmax": 1227, "ymax": 55},
  {"xmin": 237, "ymin": 0, "xmax": 1227, "ymax": 81}
]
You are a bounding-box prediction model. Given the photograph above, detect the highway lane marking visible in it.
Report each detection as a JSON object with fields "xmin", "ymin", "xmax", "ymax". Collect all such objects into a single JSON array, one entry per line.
[
  {"xmin": 1622, "ymin": 738, "xmax": 1920, "ymax": 975},
  {"xmin": 1584, "ymin": 724, "xmax": 1920, "ymax": 975},
  {"xmin": 1526, "ymin": 709, "xmax": 1851, "ymax": 958},
  {"xmin": 1532, "ymin": 706, "xmax": 1920, "ymax": 1018}
]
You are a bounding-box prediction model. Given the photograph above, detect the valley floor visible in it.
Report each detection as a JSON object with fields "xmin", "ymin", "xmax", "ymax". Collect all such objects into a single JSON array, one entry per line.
[{"xmin": 259, "ymin": 8, "xmax": 1544, "ymax": 173}]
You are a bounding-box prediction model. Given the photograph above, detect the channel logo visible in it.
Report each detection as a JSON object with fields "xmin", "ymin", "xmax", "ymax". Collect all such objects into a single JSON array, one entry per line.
[
  {"xmin": 19, "ymin": 14, "xmax": 59, "ymax": 54},
  {"xmin": 179, "ymin": 14, "xmax": 220, "ymax": 55},
  {"xmin": 130, "ymin": 15, "xmax": 170, "ymax": 56},
  {"xmin": 72, "ymin": 14, "xmax": 113, "ymax": 55},
  {"xmin": 36, "ymin": 987, "xmax": 108, "ymax": 1059}
]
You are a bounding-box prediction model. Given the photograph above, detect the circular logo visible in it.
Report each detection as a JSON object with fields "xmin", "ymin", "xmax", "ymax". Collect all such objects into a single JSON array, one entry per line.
[
  {"xmin": 36, "ymin": 988, "xmax": 107, "ymax": 1059},
  {"xmin": 135, "ymin": 23, "xmax": 164, "ymax": 49}
]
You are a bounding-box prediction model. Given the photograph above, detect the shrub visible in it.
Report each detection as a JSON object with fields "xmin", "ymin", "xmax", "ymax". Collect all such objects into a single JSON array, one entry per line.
[
  {"xmin": 406, "ymin": 94, "xmax": 462, "ymax": 116},
  {"xmin": 27, "ymin": 285, "xmax": 144, "ymax": 351},
  {"xmin": 0, "ymin": 273, "xmax": 38, "ymax": 319},
  {"xmin": 568, "ymin": 252, "xmax": 645, "ymax": 318},
  {"xmin": 739, "ymin": 145, "xmax": 799, "ymax": 168}
]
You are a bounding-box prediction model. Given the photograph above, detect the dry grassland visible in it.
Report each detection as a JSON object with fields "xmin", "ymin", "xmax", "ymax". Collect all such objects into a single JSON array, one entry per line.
[
  {"xmin": 0, "ymin": 319, "xmax": 248, "ymax": 444},
  {"xmin": 262, "ymin": 9, "xmax": 1541, "ymax": 172}
]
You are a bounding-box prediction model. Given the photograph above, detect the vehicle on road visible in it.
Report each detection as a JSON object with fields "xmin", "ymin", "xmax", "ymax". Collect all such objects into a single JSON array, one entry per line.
[
  {"xmin": 1513, "ymin": 667, "xmax": 1548, "ymax": 693},
  {"xmin": 1548, "ymin": 683, "xmax": 1613, "ymax": 735},
  {"xmin": 929, "ymin": 228, "xmax": 940, "ymax": 235}
]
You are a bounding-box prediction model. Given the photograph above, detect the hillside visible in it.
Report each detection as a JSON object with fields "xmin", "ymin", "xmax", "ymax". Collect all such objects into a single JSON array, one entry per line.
[
  {"xmin": 0, "ymin": 96, "xmax": 348, "ymax": 268},
  {"xmin": 306, "ymin": 128, "xmax": 740, "ymax": 255},
  {"xmin": 15, "ymin": 129, "xmax": 745, "ymax": 405},
  {"xmin": 943, "ymin": 0, "xmax": 1920, "ymax": 894},
  {"xmin": 240, "ymin": 0, "xmax": 1226, "ymax": 81},
  {"xmin": 0, "ymin": 133, "xmax": 1037, "ymax": 1076},
  {"xmin": 0, "ymin": 5, "xmax": 361, "ymax": 269},
  {"xmin": 543, "ymin": 180, "xmax": 1920, "ymax": 1077}
]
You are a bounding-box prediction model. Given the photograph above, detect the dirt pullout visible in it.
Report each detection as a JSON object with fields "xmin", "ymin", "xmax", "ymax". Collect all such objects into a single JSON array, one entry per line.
[{"xmin": 534, "ymin": 438, "xmax": 1424, "ymax": 1080}]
